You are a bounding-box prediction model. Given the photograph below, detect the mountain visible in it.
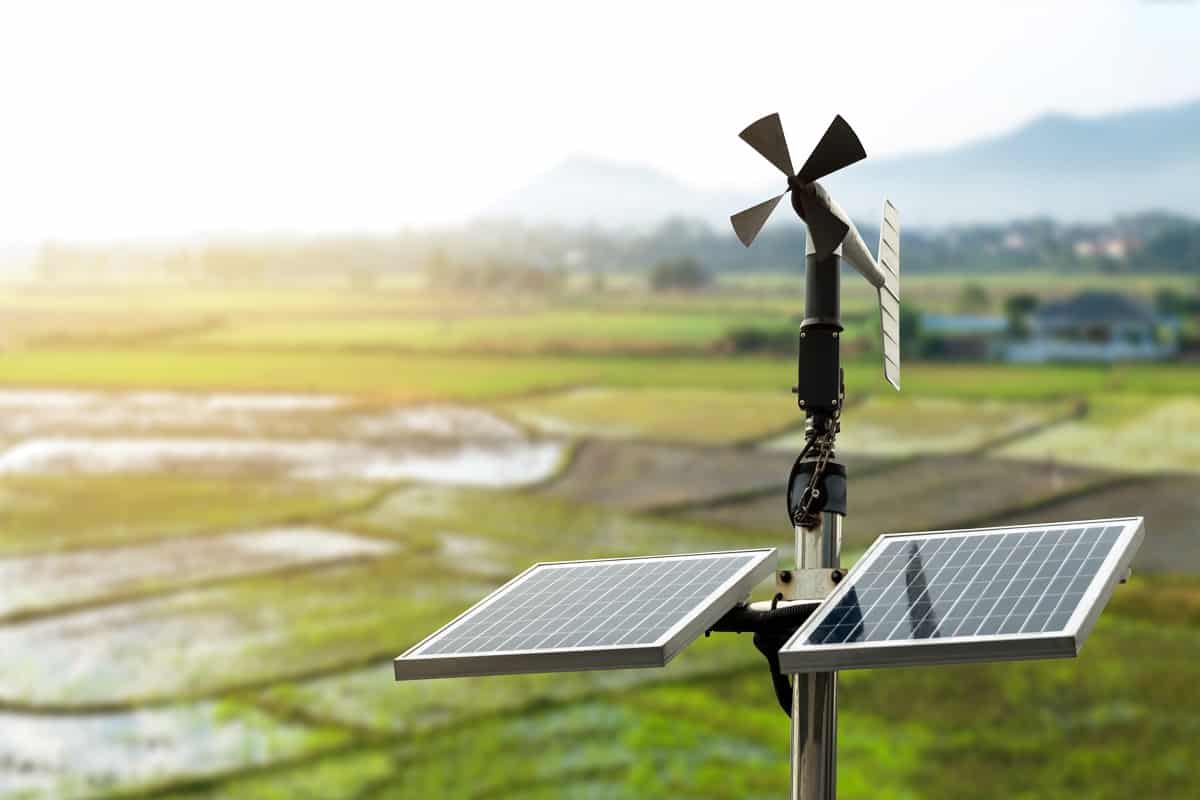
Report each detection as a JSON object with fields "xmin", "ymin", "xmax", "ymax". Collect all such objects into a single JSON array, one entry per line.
[
  {"xmin": 485, "ymin": 156, "xmax": 744, "ymax": 229},
  {"xmin": 824, "ymin": 98, "xmax": 1200, "ymax": 226},
  {"xmin": 484, "ymin": 99, "xmax": 1200, "ymax": 228}
]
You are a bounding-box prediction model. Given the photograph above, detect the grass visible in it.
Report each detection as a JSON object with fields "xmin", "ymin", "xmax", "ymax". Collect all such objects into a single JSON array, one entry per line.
[
  {"xmin": 837, "ymin": 603, "xmax": 1200, "ymax": 799},
  {"xmin": 344, "ymin": 484, "xmax": 755, "ymax": 570},
  {"xmin": 0, "ymin": 551, "xmax": 468, "ymax": 708},
  {"xmin": 722, "ymin": 270, "xmax": 1200, "ymax": 316},
  {"xmin": 685, "ymin": 454, "xmax": 1111, "ymax": 549},
  {"xmin": 145, "ymin": 751, "xmax": 398, "ymax": 800},
  {"xmin": 179, "ymin": 309, "xmax": 796, "ymax": 354},
  {"xmin": 203, "ymin": 604, "xmax": 1200, "ymax": 799},
  {"xmin": 1, "ymin": 277, "xmax": 1197, "ymax": 798},
  {"xmin": 542, "ymin": 439, "xmax": 804, "ymax": 513},
  {"xmin": 251, "ymin": 633, "xmax": 761, "ymax": 737},
  {"xmin": 0, "ymin": 474, "xmax": 374, "ymax": 556},
  {"xmin": 765, "ymin": 395, "xmax": 1077, "ymax": 455},
  {"xmin": 0, "ymin": 484, "xmax": 752, "ymax": 709},
  {"xmin": 5, "ymin": 347, "xmax": 1200, "ymax": 407},
  {"xmin": 0, "ymin": 348, "xmax": 793, "ymax": 399},
  {"xmin": 998, "ymin": 394, "xmax": 1200, "ymax": 473},
  {"xmin": 1, "ymin": 281, "xmax": 1198, "ymax": 407},
  {"xmin": 0, "ymin": 698, "xmax": 351, "ymax": 799},
  {"xmin": 498, "ymin": 387, "xmax": 802, "ymax": 444}
]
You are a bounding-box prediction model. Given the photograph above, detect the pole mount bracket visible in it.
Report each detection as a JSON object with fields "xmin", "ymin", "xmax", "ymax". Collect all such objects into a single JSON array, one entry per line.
[{"xmin": 777, "ymin": 568, "xmax": 843, "ymax": 602}]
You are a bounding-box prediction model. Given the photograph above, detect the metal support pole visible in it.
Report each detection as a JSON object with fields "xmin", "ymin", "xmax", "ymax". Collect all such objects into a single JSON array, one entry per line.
[
  {"xmin": 789, "ymin": 245, "xmax": 844, "ymax": 799},
  {"xmin": 790, "ymin": 510, "xmax": 842, "ymax": 799}
]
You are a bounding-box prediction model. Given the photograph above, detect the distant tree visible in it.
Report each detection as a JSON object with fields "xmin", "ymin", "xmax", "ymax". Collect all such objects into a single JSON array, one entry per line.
[
  {"xmin": 1140, "ymin": 222, "xmax": 1200, "ymax": 271},
  {"xmin": 957, "ymin": 282, "xmax": 991, "ymax": 312},
  {"xmin": 873, "ymin": 304, "xmax": 928, "ymax": 358},
  {"xmin": 721, "ymin": 325, "xmax": 793, "ymax": 355},
  {"xmin": 649, "ymin": 257, "xmax": 711, "ymax": 291},
  {"xmin": 1004, "ymin": 291, "xmax": 1039, "ymax": 338},
  {"xmin": 1004, "ymin": 292, "xmax": 1039, "ymax": 317},
  {"xmin": 900, "ymin": 305, "xmax": 925, "ymax": 356},
  {"xmin": 1154, "ymin": 285, "xmax": 1200, "ymax": 316},
  {"xmin": 1154, "ymin": 287, "xmax": 1184, "ymax": 315},
  {"xmin": 1003, "ymin": 292, "xmax": 1041, "ymax": 340}
]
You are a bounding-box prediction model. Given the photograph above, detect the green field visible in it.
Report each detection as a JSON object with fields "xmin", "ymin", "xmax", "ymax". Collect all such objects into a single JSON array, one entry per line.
[
  {"xmin": 0, "ymin": 474, "xmax": 375, "ymax": 556},
  {"xmin": 0, "ymin": 278, "xmax": 1196, "ymax": 798},
  {"xmin": 766, "ymin": 395, "xmax": 1078, "ymax": 455},
  {"xmin": 5, "ymin": 347, "xmax": 1200, "ymax": 406},
  {"xmin": 499, "ymin": 387, "xmax": 803, "ymax": 444},
  {"xmin": 177, "ymin": 309, "xmax": 795, "ymax": 353},
  {"xmin": 998, "ymin": 394, "xmax": 1200, "ymax": 472}
]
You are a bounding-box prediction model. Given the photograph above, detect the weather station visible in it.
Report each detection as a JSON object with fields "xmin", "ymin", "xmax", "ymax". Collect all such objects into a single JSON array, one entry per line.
[{"xmin": 393, "ymin": 113, "xmax": 1145, "ymax": 800}]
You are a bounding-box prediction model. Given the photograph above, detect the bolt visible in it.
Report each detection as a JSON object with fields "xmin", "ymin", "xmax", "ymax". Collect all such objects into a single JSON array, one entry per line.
[
  {"xmin": 779, "ymin": 570, "xmax": 793, "ymax": 584},
  {"xmin": 831, "ymin": 569, "xmax": 845, "ymax": 583}
]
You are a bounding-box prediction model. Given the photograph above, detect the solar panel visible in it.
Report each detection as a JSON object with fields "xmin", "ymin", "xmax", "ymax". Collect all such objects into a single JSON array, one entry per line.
[
  {"xmin": 779, "ymin": 518, "xmax": 1143, "ymax": 673},
  {"xmin": 395, "ymin": 548, "xmax": 776, "ymax": 681}
]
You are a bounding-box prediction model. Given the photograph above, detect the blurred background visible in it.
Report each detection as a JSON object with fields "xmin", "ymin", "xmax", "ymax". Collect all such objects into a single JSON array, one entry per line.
[{"xmin": 0, "ymin": 1, "xmax": 1197, "ymax": 797}]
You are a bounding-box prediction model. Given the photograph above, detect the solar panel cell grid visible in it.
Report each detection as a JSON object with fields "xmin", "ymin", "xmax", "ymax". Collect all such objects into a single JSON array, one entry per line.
[
  {"xmin": 395, "ymin": 548, "xmax": 776, "ymax": 680},
  {"xmin": 806, "ymin": 525, "xmax": 1121, "ymax": 646},
  {"xmin": 779, "ymin": 518, "xmax": 1143, "ymax": 672},
  {"xmin": 417, "ymin": 554, "xmax": 755, "ymax": 656}
]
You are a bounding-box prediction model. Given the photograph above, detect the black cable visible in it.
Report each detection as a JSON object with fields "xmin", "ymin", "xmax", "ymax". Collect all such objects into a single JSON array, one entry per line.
[
  {"xmin": 708, "ymin": 600, "xmax": 819, "ymax": 718},
  {"xmin": 754, "ymin": 628, "xmax": 797, "ymax": 715}
]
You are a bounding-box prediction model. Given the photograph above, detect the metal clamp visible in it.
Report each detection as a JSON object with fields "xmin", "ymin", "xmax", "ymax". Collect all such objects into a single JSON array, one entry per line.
[{"xmin": 775, "ymin": 568, "xmax": 844, "ymax": 602}]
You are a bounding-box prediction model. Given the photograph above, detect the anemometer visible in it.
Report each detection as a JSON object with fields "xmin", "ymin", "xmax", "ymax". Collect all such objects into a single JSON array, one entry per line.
[{"xmin": 394, "ymin": 113, "xmax": 1144, "ymax": 800}]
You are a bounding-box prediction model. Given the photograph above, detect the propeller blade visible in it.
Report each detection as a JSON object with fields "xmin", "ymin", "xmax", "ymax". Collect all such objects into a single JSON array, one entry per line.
[
  {"xmin": 738, "ymin": 113, "xmax": 795, "ymax": 177},
  {"xmin": 799, "ymin": 193, "xmax": 850, "ymax": 259},
  {"xmin": 796, "ymin": 115, "xmax": 867, "ymax": 184},
  {"xmin": 731, "ymin": 193, "xmax": 786, "ymax": 247}
]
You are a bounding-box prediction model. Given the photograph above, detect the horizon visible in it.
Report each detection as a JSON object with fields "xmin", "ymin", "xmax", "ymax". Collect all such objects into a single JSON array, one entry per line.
[{"xmin": 2, "ymin": 1, "xmax": 1199, "ymax": 247}]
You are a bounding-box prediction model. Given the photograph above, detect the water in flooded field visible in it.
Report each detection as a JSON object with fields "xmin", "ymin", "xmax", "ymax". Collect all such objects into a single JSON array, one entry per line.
[
  {"xmin": 0, "ymin": 703, "xmax": 337, "ymax": 796},
  {"xmin": 0, "ymin": 526, "xmax": 394, "ymax": 619},
  {"xmin": 0, "ymin": 390, "xmax": 563, "ymax": 487},
  {"xmin": 0, "ymin": 389, "xmax": 570, "ymax": 764}
]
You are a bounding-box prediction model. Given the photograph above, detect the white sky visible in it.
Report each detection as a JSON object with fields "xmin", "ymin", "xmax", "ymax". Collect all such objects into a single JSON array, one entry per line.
[{"xmin": 1, "ymin": 0, "xmax": 1198, "ymax": 245}]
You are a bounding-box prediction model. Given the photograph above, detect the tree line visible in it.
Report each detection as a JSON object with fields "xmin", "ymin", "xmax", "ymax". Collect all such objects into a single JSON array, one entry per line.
[{"xmin": 32, "ymin": 211, "xmax": 1200, "ymax": 287}]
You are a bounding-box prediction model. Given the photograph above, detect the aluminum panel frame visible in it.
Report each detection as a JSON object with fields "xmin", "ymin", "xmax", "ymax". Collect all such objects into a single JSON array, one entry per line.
[
  {"xmin": 395, "ymin": 548, "xmax": 777, "ymax": 681},
  {"xmin": 778, "ymin": 518, "xmax": 1143, "ymax": 673}
]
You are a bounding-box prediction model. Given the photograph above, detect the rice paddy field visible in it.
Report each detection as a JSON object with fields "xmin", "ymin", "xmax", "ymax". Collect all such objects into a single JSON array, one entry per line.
[{"xmin": 0, "ymin": 278, "xmax": 1197, "ymax": 798}]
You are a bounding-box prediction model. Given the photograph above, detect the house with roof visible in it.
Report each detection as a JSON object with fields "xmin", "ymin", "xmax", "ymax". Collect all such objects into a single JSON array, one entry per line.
[
  {"xmin": 920, "ymin": 313, "xmax": 1010, "ymax": 360},
  {"xmin": 1006, "ymin": 290, "xmax": 1177, "ymax": 363}
]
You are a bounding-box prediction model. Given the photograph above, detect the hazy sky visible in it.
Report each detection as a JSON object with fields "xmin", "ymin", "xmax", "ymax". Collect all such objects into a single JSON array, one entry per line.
[{"xmin": 1, "ymin": 0, "xmax": 1198, "ymax": 244}]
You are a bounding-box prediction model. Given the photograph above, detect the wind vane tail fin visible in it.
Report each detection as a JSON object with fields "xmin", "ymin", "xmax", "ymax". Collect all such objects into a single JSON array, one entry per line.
[{"xmin": 878, "ymin": 200, "xmax": 901, "ymax": 390}]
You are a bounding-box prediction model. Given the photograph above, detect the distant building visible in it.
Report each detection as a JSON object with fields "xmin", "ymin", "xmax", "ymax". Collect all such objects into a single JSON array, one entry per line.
[
  {"xmin": 1071, "ymin": 236, "xmax": 1132, "ymax": 261},
  {"xmin": 921, "ymin": 314, "xmax": 1009, "ymax": 361},
  {"xmin": 1101, "ymin": 238, "xmax": 1129, "ymax": 260},
  {"xmin": 1007, "ymin": 290, "xmax": 1177, "ymax": 363}
]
